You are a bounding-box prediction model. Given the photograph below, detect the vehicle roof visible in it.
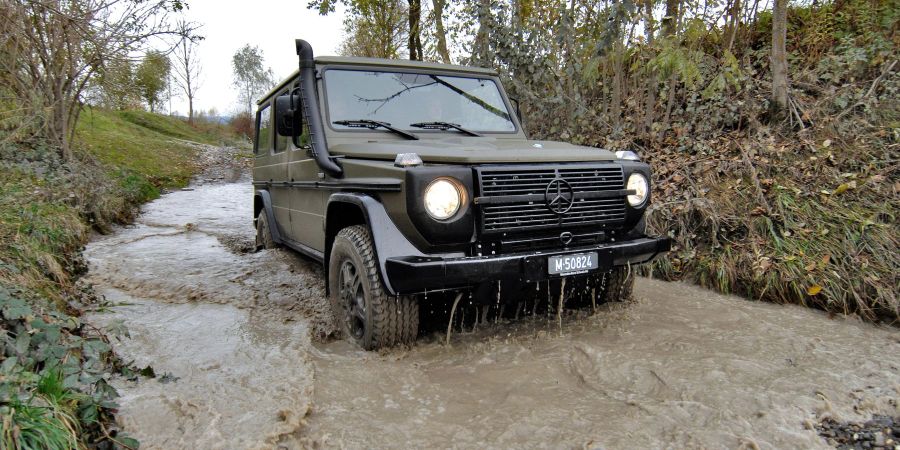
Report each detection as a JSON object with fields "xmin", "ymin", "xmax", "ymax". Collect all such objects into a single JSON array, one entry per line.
[{"xmin": 258, "ymin": 56, "xmax": 498, "ymax": 105}]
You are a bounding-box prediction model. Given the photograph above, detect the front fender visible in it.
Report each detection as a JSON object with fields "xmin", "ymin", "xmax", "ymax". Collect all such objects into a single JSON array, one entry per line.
[{"xmin": 326, "ymin": 193, "xmax": 425, "ymax": 296}]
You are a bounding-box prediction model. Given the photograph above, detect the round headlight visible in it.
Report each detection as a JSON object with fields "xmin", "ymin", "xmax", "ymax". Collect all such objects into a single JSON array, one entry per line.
[
  {"xmin": 626, "ymin": 173, "xmax": 649, "ymax": 207},
  {"xmin": 424, "ymin": 178, "xmax": 462, "ymax": 220}
]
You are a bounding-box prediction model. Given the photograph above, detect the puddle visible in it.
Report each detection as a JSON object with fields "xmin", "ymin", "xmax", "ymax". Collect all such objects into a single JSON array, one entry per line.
[{"xmin": 85, "ymin": 175, "xmax": 899, "ymax": 449}]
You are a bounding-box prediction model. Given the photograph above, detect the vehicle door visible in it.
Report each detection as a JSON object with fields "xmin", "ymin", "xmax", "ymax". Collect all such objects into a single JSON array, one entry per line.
[
  {"xmin": 253, "ymin": 100, "xmax": 292, "ymax": 240},
  {"xmin": 276, "ymin": 86, "xmax": 326, "ymax": 253}
]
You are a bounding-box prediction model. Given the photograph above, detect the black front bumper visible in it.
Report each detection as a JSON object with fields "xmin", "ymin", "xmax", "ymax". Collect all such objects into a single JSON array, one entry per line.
[{"xmin": 384, "ymin": 236, "xmax": 671, "ymax": 294}]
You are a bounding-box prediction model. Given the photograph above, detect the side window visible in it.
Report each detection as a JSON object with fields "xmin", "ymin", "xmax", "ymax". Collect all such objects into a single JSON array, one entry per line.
[
  {"xmin": 298, "ymin": 116, "xmax": 311, "ymax": 149},
  {"xmin": 254, "ymin": 104, "xmax": 272, "ymax": 154}
]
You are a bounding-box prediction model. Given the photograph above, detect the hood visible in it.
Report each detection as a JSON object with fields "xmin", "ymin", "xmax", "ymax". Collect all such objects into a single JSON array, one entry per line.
[{"xmin": 328, "ymin": 137, "xmax": 617, "ymax": 164}]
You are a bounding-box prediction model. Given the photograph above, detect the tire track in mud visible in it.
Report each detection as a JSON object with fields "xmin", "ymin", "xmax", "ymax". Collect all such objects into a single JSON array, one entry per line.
[{"xmin": 84, "ymin": 152, "xmax": 899, "ymax": 449}]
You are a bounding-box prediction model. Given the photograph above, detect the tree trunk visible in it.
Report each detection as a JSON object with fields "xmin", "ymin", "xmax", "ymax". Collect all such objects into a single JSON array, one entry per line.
[
  {"xmin": 188, "ymin": 94, "xmax": 194, "ymax": 124},
  {"xmin": 611, "ymin": 49, "xmax": 623, "ymax": 125},
  {"xmin": 564, "ymin": 0, "xmax": 577, "ymax": 121},
  {"xmin": 724, "ymin": 0, "xmax": 741, "ymax": 54},
  {"xmin": 431, "ymin": 0, "xmax": 451, "ymax": 63},
  {"xmin": 473, "ymin": 0, "xmax": 491, "ymax": 65},
  {"xmin": 662, "ymin": 0, "xmax": 680, "ymax": 37},
  {"xmin": 770, "ymin": 0, "xmax": 789, "ymax": 113},
  {"xmin": 408, "ymin": 0, "xmax": 422, "ymax": 60},
  {"xmin": 644, "ymin": 0, "xmax": 657, "ymax": 135}
]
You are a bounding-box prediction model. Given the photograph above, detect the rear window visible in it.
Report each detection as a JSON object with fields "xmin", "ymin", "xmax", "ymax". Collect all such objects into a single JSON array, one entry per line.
[{"xmin": 254, "ymin": 104, "xmax": 271, "ymax": 154}]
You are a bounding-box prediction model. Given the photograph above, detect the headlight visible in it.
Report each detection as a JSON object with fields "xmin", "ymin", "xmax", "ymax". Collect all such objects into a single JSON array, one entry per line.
[
  {"xmin": 626, "ymin": 173, "xmax": 649, "ymax": 207},
  {"xmin": 424, "ymin": 178, "xmax": 462, "ymax": 220}
]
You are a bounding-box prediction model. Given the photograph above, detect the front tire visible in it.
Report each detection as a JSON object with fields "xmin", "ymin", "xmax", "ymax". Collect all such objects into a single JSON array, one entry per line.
[
  {"xmin": 329, "ymin": 225, "xmax": 418, "ymax": 350},
  {"xmin": 255, "ymin": 213, "xmax": 276, "ymax": 250},
  {"xmin": 598, "ymin": 266, "xmax": 635, "ymax": 303}
]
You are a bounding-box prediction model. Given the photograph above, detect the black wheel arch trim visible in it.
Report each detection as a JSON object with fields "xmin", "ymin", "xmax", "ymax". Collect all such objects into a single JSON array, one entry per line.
[
  {"xmin": 326, "ymin": 193, "xmax": 428, "ymax": 296},
  {"xmin": 254, "ymin": 190, "xmax": 284, "ymax": 244}
]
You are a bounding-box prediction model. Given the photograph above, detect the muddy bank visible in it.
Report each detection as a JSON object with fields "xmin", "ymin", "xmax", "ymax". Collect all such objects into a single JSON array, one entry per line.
[{"xmin": 84, "ymin": 170, "xmax": 899, "ymax": 449}]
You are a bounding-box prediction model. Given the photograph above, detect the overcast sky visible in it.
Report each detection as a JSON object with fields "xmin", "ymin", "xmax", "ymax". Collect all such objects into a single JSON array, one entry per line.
[{"xmin": 167, "ymin": 0, "xmax": 346, "ymax": 117}]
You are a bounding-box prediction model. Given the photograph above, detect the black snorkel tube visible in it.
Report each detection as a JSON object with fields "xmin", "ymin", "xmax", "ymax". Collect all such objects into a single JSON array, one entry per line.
[{"xmin": 296, "ymin": 39, "xmax": 342, "ymax": 177}]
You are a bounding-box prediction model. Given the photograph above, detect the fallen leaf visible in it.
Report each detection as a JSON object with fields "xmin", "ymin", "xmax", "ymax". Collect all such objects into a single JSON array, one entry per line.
[
  {"xmin": 805, "ymin": 262, "xmax": 816, "ymax": 271},
  {"xmin": 833, "ymin": 183, "xmax": 850, "ymax": 195},
  {"xmin": 807, "ymin": 285, "xmax": 823, "ymax": 296}
]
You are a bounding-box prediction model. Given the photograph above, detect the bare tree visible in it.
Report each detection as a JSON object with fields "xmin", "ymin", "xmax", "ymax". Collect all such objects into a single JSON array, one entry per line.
[
  {"xmin": 770, "ymin": 0, "xmax": 790, "ymax": 114},
  {"xmin": 0, "ymin": 0, "xmax": 187, "ymax": 160},
  {"xmin": 172, "ymin": 20, "xmax": 203, "ymax": 124}
]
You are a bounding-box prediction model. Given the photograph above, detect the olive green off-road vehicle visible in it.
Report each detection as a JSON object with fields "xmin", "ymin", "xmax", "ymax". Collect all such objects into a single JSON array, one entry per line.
[{"xmin": 252, "ymin": 39, "xmax": 670, "ymax": 349}]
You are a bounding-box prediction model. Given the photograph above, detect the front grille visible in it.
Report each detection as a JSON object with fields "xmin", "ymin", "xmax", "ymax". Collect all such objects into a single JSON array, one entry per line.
[{"xmin": 476, "ymin": 164, "xmax": 627, "ymax": 234}]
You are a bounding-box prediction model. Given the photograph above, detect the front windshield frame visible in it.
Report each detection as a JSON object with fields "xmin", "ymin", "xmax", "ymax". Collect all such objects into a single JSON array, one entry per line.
[{"xmin": 320, "ymin": 65, "xmax": 520, "ymax": 135}]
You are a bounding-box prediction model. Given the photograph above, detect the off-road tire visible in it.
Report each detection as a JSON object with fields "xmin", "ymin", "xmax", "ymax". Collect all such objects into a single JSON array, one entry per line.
[
  {"xmin": 255, "ymin": 213, "xmax": 276, "ymax": 250},
  {"xmin": 599, "ymin": 265, "xmax": 635, "ymax": 303},
  {"xmin": 329, "ymin": 225, "xmax": 418, "ymax": 350}
]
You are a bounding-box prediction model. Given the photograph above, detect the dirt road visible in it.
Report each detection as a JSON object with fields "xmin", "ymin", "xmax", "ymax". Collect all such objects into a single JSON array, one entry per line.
[{"xmin": 85, "ymin": 149, "xmax": 899, "ymax": 449}]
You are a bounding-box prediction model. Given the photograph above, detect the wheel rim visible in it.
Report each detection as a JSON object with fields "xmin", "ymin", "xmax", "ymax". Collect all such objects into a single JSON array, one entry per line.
[{"xmin": 339, "ymin": 259, "xmax": 366, "ymax": 340}]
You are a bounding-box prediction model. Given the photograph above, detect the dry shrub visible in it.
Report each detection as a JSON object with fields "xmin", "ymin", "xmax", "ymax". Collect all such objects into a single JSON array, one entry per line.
[
  {"xmin": 643, "ymin": 105, "xmax": 899, "ymax": 322},
  {"xmin": 230, "ymin": 112, "xmax": 253, "ymax": 140}
]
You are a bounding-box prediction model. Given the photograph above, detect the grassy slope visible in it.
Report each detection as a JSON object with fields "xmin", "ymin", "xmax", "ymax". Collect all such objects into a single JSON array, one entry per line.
[{"xmin": 75, "ymin": 109, "xmax": 213, "ymax": 201}]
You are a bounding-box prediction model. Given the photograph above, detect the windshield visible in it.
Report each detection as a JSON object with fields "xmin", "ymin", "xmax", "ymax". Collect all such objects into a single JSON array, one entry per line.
[{"xmin": 324, "ymin": 69, "xmax": 516, "ymax": 133}]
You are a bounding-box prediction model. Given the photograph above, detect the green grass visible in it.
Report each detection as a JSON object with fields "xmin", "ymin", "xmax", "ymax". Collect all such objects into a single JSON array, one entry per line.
[
  {"xmin": 0, "ymin": 167, "xmax": 85, "ymax": 300},
  {"xmin": 75, "ymin": 108, "xmax": 207, "ymax": 201}
]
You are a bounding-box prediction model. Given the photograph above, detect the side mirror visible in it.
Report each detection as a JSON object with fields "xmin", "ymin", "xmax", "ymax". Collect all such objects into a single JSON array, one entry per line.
[{"xmin": 275, "ymin": 94, "xmax": 301, "ymax": 137}]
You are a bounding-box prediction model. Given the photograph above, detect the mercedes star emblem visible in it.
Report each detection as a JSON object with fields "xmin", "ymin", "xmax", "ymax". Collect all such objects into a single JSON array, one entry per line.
[{"xmin": 544, "ymin": 178, "xmax": 575, "ymax": 215}]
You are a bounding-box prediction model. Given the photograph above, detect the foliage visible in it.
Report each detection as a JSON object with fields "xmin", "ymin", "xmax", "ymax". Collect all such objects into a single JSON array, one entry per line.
[
  {"xmin": 232, "ymin": 44, "xmax": 276, "ymax": 115},
  {"xmin": 230, "ymin": 112, "xmax": 255, "ymax": 140},
  {"xmin": 92, "ymin": 58, "xmax": 143, "ymax": 111},
  {"xmin": 0, "ymin": 284, "xmax": 141, "ymax": 450},
  {"xmin": 308, "ymin": 0, "xmax": 412, "ymax": 59},
  {"xmin": 136, "ymin": 51, "xmax": 172, "ymax": 113}
]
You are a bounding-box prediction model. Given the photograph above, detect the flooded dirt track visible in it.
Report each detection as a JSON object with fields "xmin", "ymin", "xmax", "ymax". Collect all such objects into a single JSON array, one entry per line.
[{"xmin": 85, "ymin": 172, "xmax": 899, "ymax": 449}]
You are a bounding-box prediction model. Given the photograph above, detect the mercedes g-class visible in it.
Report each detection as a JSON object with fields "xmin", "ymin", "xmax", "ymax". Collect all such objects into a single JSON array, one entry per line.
[{"xmin": 252, "ymin": 39, "xmax": 670, "ymax": 349}]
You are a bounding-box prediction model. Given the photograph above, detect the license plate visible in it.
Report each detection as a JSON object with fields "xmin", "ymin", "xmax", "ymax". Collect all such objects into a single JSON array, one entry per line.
[{"xmin": 547, "ymin": 252, "xmax": 598, "ymax": 276}]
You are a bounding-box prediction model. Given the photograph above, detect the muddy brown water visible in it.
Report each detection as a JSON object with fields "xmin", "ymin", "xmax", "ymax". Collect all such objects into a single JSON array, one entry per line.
[{"xmin": 85, "ymin": 178, "xmax": 900, "ymax": 450}]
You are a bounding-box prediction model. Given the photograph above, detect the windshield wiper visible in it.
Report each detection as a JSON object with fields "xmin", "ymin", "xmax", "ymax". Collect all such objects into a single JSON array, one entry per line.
[
  {"xmin": 333, "ymin": 119, "xmax": 419, "ymax": 140},
  {"xmin": 410, "ymin": 121, "xmax": 483, "ymax": 137}
]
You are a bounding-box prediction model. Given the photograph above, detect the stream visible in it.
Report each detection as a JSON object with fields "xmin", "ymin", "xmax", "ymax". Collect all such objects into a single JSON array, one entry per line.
[{"xmin": 85, "ymin": 164, "xmax": 899, "ymax": 449}]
